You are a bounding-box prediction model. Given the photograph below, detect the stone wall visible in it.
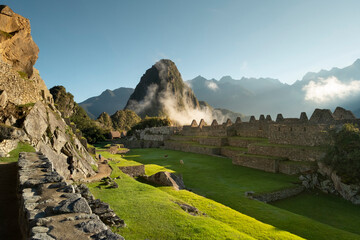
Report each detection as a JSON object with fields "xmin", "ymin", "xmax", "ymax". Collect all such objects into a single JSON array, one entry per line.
[
  {"xmin": 250, "ymin": 186, "xmax": 305, "ymax": 203},
  {"xmin": 0, "ymin": 138, "xmax": 17, "ymax": 156},
  {"xmin": 231, "ymin": 121, "xmax": 271, "ymax": 138},
  {"xmin": 198, "ymin": 137, "xmax": 228, "ymax": 147},
  {"xmin": 138, "ymin": 126, "xmax": 182, "ymax": 141},
  {"xmin": 278, "ymin": 161, "xmax": 317, "ymax": 175},
  {"xmin": 247, "ymin": 144, "xmax": 325, "ymax": 162},
  {"xmin": 268, "ymin": 124, "xmax": 332, "ymax": 146},
  {"xmin": 232, "ymin": 154, "xmax": 280, "ymax": 173},
  {"xmin": 220, "ymin": 147, "xmax": 246, "ymax": 159},
  {"xmin": 119, "ymin": 165, "xmax": 145, "ymax": 177},
  {"xmin": 227, "ymin": 137, "xmax": 267, "ymax": 148},
  {"xmin": 164, "ymin": 140, "xmax": 221, "ymax": 156},
  {"xmin": 18, "ymin": 151, "xmax": 124, "ymax": 240},
  {"xmin": 0, "ymin": 62, "xmax": 53, "ymax": 105}
]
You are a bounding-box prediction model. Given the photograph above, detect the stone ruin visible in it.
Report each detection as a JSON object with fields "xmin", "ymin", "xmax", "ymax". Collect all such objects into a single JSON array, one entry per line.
[{"xmin": 181, "ymin": 106, "xmax": 359, "ymax": 147}]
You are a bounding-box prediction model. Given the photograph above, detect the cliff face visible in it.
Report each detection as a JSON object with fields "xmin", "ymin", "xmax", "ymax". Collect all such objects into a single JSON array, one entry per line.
[
  {"xmin": 0, "ymin": 6, "xmax": 96, "ymax": 179},
  {"xmin": 0, "ymin": 6, "xmax": 52, "ymax": 105},
  {"xmin": 125, "ymin": 59, "xmax": 200, "ymax": 118},
  {"xmin": 0, "ymin": 5, "xmax": 38, "ymax": 77}
]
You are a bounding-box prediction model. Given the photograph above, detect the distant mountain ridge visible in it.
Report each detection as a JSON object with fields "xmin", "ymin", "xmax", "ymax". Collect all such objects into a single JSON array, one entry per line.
[
  {"xmin": 79, "ymin": 87, "xmax": 134, "ymax": 119},
  {"xmin": 187, "ymin": 59, "xmax": 360, "ymax": 117},
  {"xmin": 79, "ymin": 58, "xmax": 360, "ymax": 120}
]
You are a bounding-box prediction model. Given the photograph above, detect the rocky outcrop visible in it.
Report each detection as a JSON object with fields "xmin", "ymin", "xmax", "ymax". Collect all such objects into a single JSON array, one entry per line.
[
  {"xmin": 18, "ymin": 152, "xmax": 124, "ymax": 240},
  {"xmin": 0, "ymin": 6, "xmax": 52, "ymax": 105},
  {"xmin": 0, "ymin": 138, "xmax": 17, "ymax": 156},
  {"xmin": 0, "ymin": 100, "xmax": 97, "ymax": 179},
  {"xmin": 145, "ymin": 171, "xmax": 185, "ymax": 190},
  {"xmin": 0, "ymin": 5, "xmax": 38, "ymax": 77},
  {"xmin": 50, "ymin": 86, "xmax": 78, "ymax": 118},
  {"xmin": 300, "ymin": 162, "xmax": 360, "ymax": 204}
]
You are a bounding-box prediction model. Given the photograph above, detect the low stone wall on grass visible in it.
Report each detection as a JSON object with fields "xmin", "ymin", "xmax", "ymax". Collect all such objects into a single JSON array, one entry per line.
[
  {"xmin": 119, "ymin": 165, "xmax": 145, "ymax": 177},
  {"xmin": 250, "ymin": 186, "xmax": 305, "ymax": 203},
  {"xmin": 232, "ymin": 154, "xmax": 280, "ymax": 173},
  {"xmin": 18, "ymin": 151, "xmax": 124, "ymax": 240}
]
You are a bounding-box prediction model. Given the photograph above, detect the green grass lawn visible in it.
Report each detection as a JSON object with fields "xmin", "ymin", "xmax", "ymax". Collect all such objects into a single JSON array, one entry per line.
[
  {"xmin": 0, "ymin": 142, "xmax": 35, "ymax": 163},
  {"xmin": 121, "ymin": 148, "xmax": 360, "ymax": 240},
  {"xmin": 271, "ymin": 190, "xmax": 360, "ymax": 236},
  {"xmin": 88, "ymin": 168, "xmax": 301, "ymax": 240}
]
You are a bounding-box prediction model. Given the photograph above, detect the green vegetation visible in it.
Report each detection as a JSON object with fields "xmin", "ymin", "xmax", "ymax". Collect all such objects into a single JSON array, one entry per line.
[
  {"xmin": 169, "ymin": 140, "xmax": 219, "ymax": 149},
  {"xmin": 255, "ymin": 141, "xmax": 325, "ymax": 150},
  {"xmin": 110, "ymin": 110, "xmax": 141, "ymax": 131},
  {"xmin": 128, "ymin": 116, "xmax": 172, "ymax": 135},
  {"xmin": 50, "ymin": 86, "xmax": 107, "ymax": 143},
  {"xmin": 239, "ymin": 152, "xmax": 286, "ymax": 160},
  {"xmin": 70, "ymin": 105, "xmax": 107, "ymax": 143},
  {"xmin": 0, "ymin": 30, "xmax": 13, "ymax": 39},
  {"xmin": 17, "ymin": 71, "xmax": 28, "ymax": 79},
  {"xmin": 323, "ymin": 123, "xmax": 360, "ymax": 184},
  {"xmin": 222, "ymin": 146, "xmax": 248, "ymax": 152},
  {"xmin": 91, "ymin": 164, "xmax": 98, "ymax": 172},
  {"xmin": 88, "ymin": 165, "xmax": 301, "ymax": 240},
  {"xmin": 118, "ymin": 148, "xmax": 360, "ymax": 240},
  {"xmin": 229, "ymin": 136, "xmax": 269, "ymax": 142},
  {"xmin": 271, "ymin": 190, "xmax": 360, "ymax": 236},
  {"xmin": 0, "ymin": 142, "xmax": 35, "ymax": 163}
]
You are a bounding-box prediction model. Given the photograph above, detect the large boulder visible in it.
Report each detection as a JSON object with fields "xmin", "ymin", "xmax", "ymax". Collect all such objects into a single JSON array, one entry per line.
[
  {"xmin": 145, "ymin": 171, "xmax": 185, "ymax": 190},
  {"xmin": 0, "ymin": 5, "xmax": 39, "ymax": 77}
]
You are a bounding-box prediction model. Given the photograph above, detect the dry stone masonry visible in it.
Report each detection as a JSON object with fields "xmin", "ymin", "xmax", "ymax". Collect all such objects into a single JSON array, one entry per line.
[
  {"xmin": 121, "ymin": 107, "xmax": 358, "ymax": 176},
  {"xmin": 18, "ymin": 151, "xmax": 125, "ymax": 240}
]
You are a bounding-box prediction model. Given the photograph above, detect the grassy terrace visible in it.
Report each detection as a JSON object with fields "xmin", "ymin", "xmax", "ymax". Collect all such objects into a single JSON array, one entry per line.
[
  {"xmin": 88, "ymin": 148, "xmax": 360, "ymax": 240},
  {"xmin": 238, "ymin": 152, "xmax": 286, "ymax": 160},
  {"xmin": 166, "ymin": 139, "xmax": 220, "ymax": 149},
  {"xmin": 221, "ymin": 146, "xmax": 248, "ymax": 152},
  {"xmin": 271, "ymin": 190, "xmax": 360, "ymax": 236},
  {"xmin": 0, "ymin": 142, "xmax": 35, "ymax": 163},
  {"xmin": 228, "ymin": 136, "xmax": 269, "ymax": 142},
  {"xmin": 254, "ymin": 141, "xmax": 326, "ymax": 151},
  {"xmin": 89, "ymin": 156, "xmax": 301, "ymax": 240}
]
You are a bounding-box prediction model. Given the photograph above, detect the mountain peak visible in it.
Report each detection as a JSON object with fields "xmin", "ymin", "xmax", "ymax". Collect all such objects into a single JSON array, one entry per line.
[
  {"xmin": 353, "ymin": 58, "xmax": 360, "ymax": 66},
  {"xmin": 125, "ymin": 59, "xmax": 200, "ymax": 118}
]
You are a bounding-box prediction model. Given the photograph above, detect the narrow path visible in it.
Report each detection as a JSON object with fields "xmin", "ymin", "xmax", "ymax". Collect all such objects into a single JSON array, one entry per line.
[
  {"xmin": 0, "ymin": 162, "xmax": 22, "ymax": 240},
  {"xmin": 85, "ymin": 158, "xmax": 112, "ymax": 182}
]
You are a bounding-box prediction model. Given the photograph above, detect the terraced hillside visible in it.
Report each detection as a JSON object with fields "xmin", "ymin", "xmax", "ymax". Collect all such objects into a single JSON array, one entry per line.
[
  {"xmin": 88, "ymin": 144, "xmax": 360, "ymax": 240},
  {"xmin": 164, "ymin": 135, "xmax": 323, "ymax": 175}
]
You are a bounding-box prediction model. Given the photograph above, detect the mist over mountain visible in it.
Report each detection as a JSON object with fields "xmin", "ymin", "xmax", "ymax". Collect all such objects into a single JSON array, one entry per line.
[
  {"xmin": 79, "ymin": 87, "xmax": 134, "ymax": 119},
  {"xmin": 187, "ymin": 59, "xmax": 360, "ymax": 118},
  {"xmin": 124, "ymin": 59, "xmax": 244, "ymax": 125}
]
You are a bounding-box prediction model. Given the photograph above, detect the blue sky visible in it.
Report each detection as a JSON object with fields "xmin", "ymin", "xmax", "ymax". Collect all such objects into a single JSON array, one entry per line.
[{"xmin": 5, "ymin": 0, "xmax": 360, "ymax": 102}]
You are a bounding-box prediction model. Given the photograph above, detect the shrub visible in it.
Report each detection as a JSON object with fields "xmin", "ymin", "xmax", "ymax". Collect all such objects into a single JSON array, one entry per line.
[{"xmin": 322, "ymin": 124, "xmax": 360, "ymax": 184}]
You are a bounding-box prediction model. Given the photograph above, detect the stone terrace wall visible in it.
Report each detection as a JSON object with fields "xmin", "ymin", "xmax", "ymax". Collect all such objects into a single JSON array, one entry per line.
[
  {"xmin": 18, "ymin": 152, "xmax": 124, "ymax": 240},
  {"xmin": 269, "ymin": 124, "xmax": 332, "ymax": 146},
  {"xmin": 231, "ymin": 120, "xmax": 272, "ymax": 138},
  {"xmin": 181, "ymin": 125, "xmax": 227, "ymax": 137},
  {"xmin": 247, "ymin": 144, "xmax": 325, "ymax": 162}
]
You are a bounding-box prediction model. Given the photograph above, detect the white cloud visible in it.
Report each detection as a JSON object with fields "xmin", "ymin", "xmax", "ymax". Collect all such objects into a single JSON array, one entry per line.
[
  {"xmin": 302, "ymin": 76, "xmax": 360, "ymax": 103},
  {"xmin": 240, "ymin": 61, "xmax": 248, "ymax": 71},
  {"xmin": 206, "ymin": 81, "xmax": 219, "ymax": 91}
]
